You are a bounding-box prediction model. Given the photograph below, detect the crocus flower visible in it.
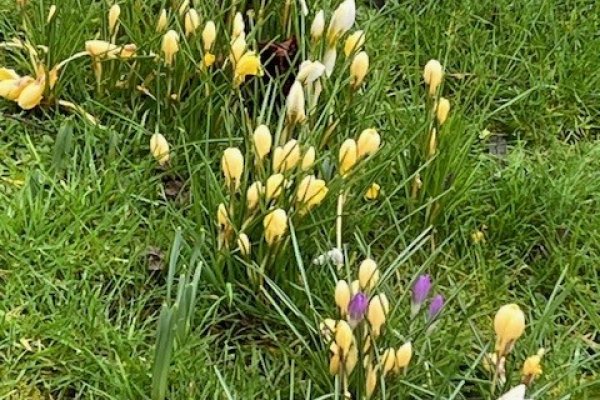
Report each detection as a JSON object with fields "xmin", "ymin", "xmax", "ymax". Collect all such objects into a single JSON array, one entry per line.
[
  {"xmin": 356, "ymin": 128, "xmax": 380, "ymax": 158},
  {"xmin": 301, "ymin": 146, "xmax": 316, "ymax": 171},
  {"xmin": 221, "ymin": 147, "xmax": 244, "ymax": 191},
  {"xmin": 358, "ymin": 258, "xmax": 379, "ymax": 291},
  {"xmin": 347, "ymin": 292, "xmax": 368, "ymax": 322},
  {"xmin": 246, "ymin": 181, "xmax": 263, "ymax": 210},
  {"xmin": 17, "ymin": 78, "xmax": 45, "ymax": 110},
  {"xmin": 335, "ymin": 320, "xmax": 353, "ymax": 354},
  {"xmin": 494, "ymin": 304, "xmax": 526, "ymax": 356},
  {"xmin": 365, "ymin": 362, "xmax": 378, "ymax": 398},
  {"xmin": 297, "ymin": 60, "xmax": 326, "ymax": 85},
  {"xmin": 237, "ymin": 233, "xmax": 251, "ymax": 256},
  {"xmin": 522, "ymin": 348, "xmax": 544, "ymax": 385},
  {"xmin": 232, "ymin": 12, "xmax": 245, "ymax": 39},
  {"xmin": 395, "ymin": 341, "xmax": 413, "ymax": 372},
  {"xmin": 423, "ymin": 59, "xmax": 444, "ymax": 96},
  {"xmin": 253, "ymin": 125, "xmax": 272, "ymax": 161},
  {"xmin": 365, "ymin": 183, "xmax": 380, "ymax": 200},
  {"xmin": 184, "ymin": 9, "xmax": 200, "ymax": 37},
  {"xmin": 263, "ymin": 209, "xmax": 287, "ymax": 245},
  {"xmin": 381, "ymin": 348, "xmax": 396, "ymax": 376},
  {"xmin": 149, "ymin": 133, "xmax": 170, "ymax": 166},
  {"xmin": 108, "ymin": 4, "xmax": 120, "ymax": 36},
  {"xmin": 234, "ymin": 51, "xmax": 263, "ymax": 86},
  {"xmin": 162, "ymin": 30, "xmax": 180, "ymax": 66},
  {"xmin": 310, "ymin": 10, "xmax": 325, "ymax": 41},
  {"xmin": 273, "ymin": 139, "xmax": 301, "ymax": 173},
  {"xmin": 338, "ymin": 139, "xmax": 358, "ymax": 177},
  {"xmin": 326, "ymin": 0, "xmax": 356, "ymax": 45},
  {"xmin": 367, "ymin": 293, "xmax": 389, "ymax": 337},
  {"xmin": 156, "ymin": 9, "xmax": 168, "ymax": 32},
  {"xmin": 217, "ymin": 203, "xmax": 231, "ymax": 230},
  {"xmin": 344, "ymin": 30, "xmax": 365, "ymax": 57},
  {"xmin": 350, "ymin": 51, "xmax": 369, "ymax": 88},
  {"xmin": 286, "ymin": 81, "xmax": 306, "ymax": 124},
  {"xmin": 428, "ymin": 128, "xmax": 437, "ymax": 157},
  {"xmin": 411, "ymin": 274, "xmax": 432, "ymax": 316},
  {"xmin": 265, "ymin": 174, "xmax": 285, "ymax": 202},
  {"xmin": 436, "ymin": 97, "xmax": 450, "ymax": 125},
  {"xmin": 202, "ymin": 21, "xmax": 216, "ymax": 51},
  {"xmin": 428, "ymin": 294, "xmax": 444, "ymax": 321},
  {"xmin": 323, "ymin": 47, "xmax": 337, "ymax": 77}
]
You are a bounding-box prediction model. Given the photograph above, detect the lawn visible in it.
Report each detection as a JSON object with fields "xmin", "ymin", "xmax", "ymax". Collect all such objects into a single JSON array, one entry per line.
[{"xmin": 0, "ymin": 0, "xmax": 599, "ymax": 399}]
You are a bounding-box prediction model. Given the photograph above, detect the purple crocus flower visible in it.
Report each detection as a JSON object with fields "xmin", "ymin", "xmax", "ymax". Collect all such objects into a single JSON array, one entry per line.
[
  {"xmin": 428, "ymin": 294, "xmax": 444, "ymax": 321},
  {"xmin": 412, "ymin": 275, "xmax": 432, "ymax": 304},
  {"xmin": 348, "ymin": 292, "xmax": 368, "ymax": 322}
]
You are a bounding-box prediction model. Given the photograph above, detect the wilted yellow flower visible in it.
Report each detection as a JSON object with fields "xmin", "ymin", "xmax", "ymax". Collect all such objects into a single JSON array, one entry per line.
[
  {"xmin": 232, "ymin": 12, "xmax": 245, "ymax": 39},
  {"xmin": 335, "ymin": 279, "xmax": 351, "ymax": 317},
  {"xmin": 273, "ymin": 139, "xmax": 301, "ymax": 173},
  {"xmin": 494, "ymin": 304, "xmax": 526, "ymax": 355},
  {"xmin": 217, "ymin": 203, "xmax": 231, "ymax": 229},
  {"xmin": 358, "ymin": 258, "xmax": 379, "ymax": 291},
  {"xmin": 301, "ymin": 146, "xmax": 316, "ymax": 171},
  {"xmin": 437, "ymin": 97, "xmax": 451, "ymax": 125},
  {"xmin": 108, "ymin": 4, "xmax": 120, "ymax": 35},
  {"xmin": 365, "ymin": 183, "xmax": 380, "ymax": 200},
  {"xmin": 47, "ymin": 5, "xmax": 57, "ymax": 23},
  {"xmin": 0, "ymin": 68, "xmax": 20, "ymax": 81},
  {"xmin": 423, "ymin": 59, "xmax": 444, "ymax": 96},
  {"xmin": 252, "ymin": 125, "xmax": 271, "ymax": 161},
  {"xmin": 350, "ymin": 51, "xmax": 369, "ymax": 88},
  {"xmin": 522, "ymin": 349, "xmax": 544, "ymax": 383},
  {"xmin": 326, "ymin": 0, "xmax": 356, "ymax": 45},
  {"xmin": 237, "ymin": 233, "xmax": 251, "ymax": 256},
  {"xmin": 202, "ymin": 21, "xmax": 217, "ymax": 51},
  {"xmin": 310, "ymin": 10, "xmax": 325, "ymax": 41},
  {"xmin": 203, "ymin": 53, "xmax": 216, "ymax": 68},
  {"xmin": 149, "ymin": 133, "xmax": 170, "ymax": 166},
  {"xmin": 234, "ymin": 51, "xmax": 262, "ymax": 86},
  {"xmin": 339, "ymin": 139, "xmax": 358, "ymax": 176},
  {"xmin": 367, "ymin": 294, "xmax": 389, "ymax": 337},
  {"xmin": 162, "ymin": 30, "xmax": 180, "ymax": 66},
  {"xmin": 0, "ymin": 76, "xmax": 33, "ymax": 101},
  {"xmin": 246, "ymin": 181, "xmax": 263, "ymax": 210},
  {"xmin": 265, "ymin": 173, "xmax": 285, "ymax": 202},
  {"xmin": 263, "ymin": 208, "xmax": 287, "ymax": 245},
  {"xmin": 221, "ymin": 147, "xmax": 244, "ymax": 191},
  {"xmin": 229, "ymin": 35, "xmax": 246, "ymax": 65},
  {"xmin": 286, "ymin": 81, "xmax": 306, "ymax": 124},
  {"xmin": 357, "ymin": 128, "xmax": 380, "ymax": 158},
  {"xmin": 395, "ymin": 341, "xmax": 413, "ymax": 372},
  {"xmin": 17, "ymin": 79, "xmax": 44, "ymax": 110},
  {"xmin": 156, "ymin": 9, "xmax": 168, "ymax": 32},
  {"xmin": 365, "ymin": 363, "xmax": 378, "ymax": 398},
  {"xmin": 344, "ymin": 30, "xmax": 365, "ymax": 57},
  {"xmin": 335, "ymin": 320, "xmax": 353, "ymax": 354},
  {"xmin": 428, "ymin": 128, "xmax": 437, "ymax": 157},
  {"xmin": 184, "ymin": 9, "xmax": 200, "ymax": 37},
  {"xmin": 323, "ymin": 47, "xmax": 337, "ymax": 77},
  {"xmin": 297, "ymin": 175, "xmax": 328, "ymax": 211}
]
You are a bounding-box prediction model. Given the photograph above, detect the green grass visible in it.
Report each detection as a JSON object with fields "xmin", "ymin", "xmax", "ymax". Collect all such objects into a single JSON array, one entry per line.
[{"xmin": 1, "ymin": 0, "xmax": 599, "ymax": 398}]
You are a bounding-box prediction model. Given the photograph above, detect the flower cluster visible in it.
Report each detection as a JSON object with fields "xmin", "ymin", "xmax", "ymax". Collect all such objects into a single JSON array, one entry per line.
[
  {"xmin": 321, "ymin": 260, "xmax": 444, "ymax": 398},
  {"xmin": 485, "ymin": 304, "xmax": 545, "ymax": 399}
]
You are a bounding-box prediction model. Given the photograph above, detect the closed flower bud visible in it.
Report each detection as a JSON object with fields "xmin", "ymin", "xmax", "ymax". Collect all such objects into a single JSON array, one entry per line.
[
  {"xmin": 301, "ymin": 146, "xmax": 316, "ymax": 170},
  {"xmin": 344, "ymin": 30, "xmax": 365, "ymax": 57},
  {"xmin": 229, "ymin": 35, "xmax": 246, "ymax": 64},
  {"xmin": 365, "ymin": 363, "xmax": 378, "ymax": 398},
  {"xmin": 350, "ymin": 51, "xmax": 369, "ymax": 88},
  {"xmin": 202, "ymin": 21, "xmax": 217, "ymax": 51},
  {"xmin": 350, "ymin": 279, "xmax": 360, "ymax": 296},
  {"xmin": 156, "ymin": 9, "xmax": 168, "ymax": 32},
  {"xmin": 348, "ymin": 292, "xmax": 368, "ymax": 322},
  {"xmin": 345, "ymin": 344, "xmax": 358, "ymax": 375},
  {"xmin": 273, "ymin": 139, "xmax": 301, "ymax": 173},
  {"xmin": 253, "ymin": 125, "xmax": 272, "ymax": 161},
  {"xmin": 310, "ymin": 10, "xmax": 325, "ymax": 41},
  {"xmin": 222, "ymin": 147, "xmax": 244, "ymax": 191},
  {"xmin": 297, "ymin": 175, "xmax": 328, "ymax": 211},
  {"xmin": 264, "ymin": 208, "xmax": 287, "ymax": 245},
  {"xmin": 381, "ymin": 348, "xmax": 396, "ymax": 376},
  {"xmin": 326, "ymin": 0, "xmax": 356, "ymax": 44},
  {"xmin": 149, "ymin": 133, "xmax": 170, "ymax": 166},
  {"xmin": 47, "ymin": 4, "xmax": 57, "ymax": 23},
  {"xmin": 108, "ymin": 4, "xmax": 120, "ymax": 35},
  {"xmin": 428, "ymin": 294, "xmax": 445, "ymax": 321},
  {"xmin": 297, "ymin": 60, "xmax": 326, "ymax": 85},
  {"xmin": 367, "ymin": 294, "xmax": 389, "ymax": 337},
  {"xmin": 335, "ymin": 320, "xmax": 353, "ymax": 354},
  {"xmin": 265, "ymin": 174, "xmax": 285, "ymax": 202},
  {"xmin": 395, "ymin": 341, "xmax": 413, "ymax": 371},
  {"xmin": 184, "ymin": 9, "xmax": 200, "ymax": 37},
  {"xmin": 234, "ymin": 51, "xmax": 263, "ymax": 86},
  {"xmin": 428, "ymin": 128, "xmax": 437, "ymax": 157},
  {"xmin": 356, "ymin": 128, "xmax": 380, "ymax": 158},
  {"xmin": 494, "ymin": 304, "xmax": 526, "ymax": 355},
  {"xmin": 217, "ymin": 203, "xmax": 230, "ymax": 228},
  {"xmin": 246, "ymin": 181, "xmax": 263, "ymax": 210},
  {"xmin": 232, "ymin": 12, "xmax": 245, "ymax": 38},
  {"xmin": 17, "ymin": 79, "xmax": 44, "ymax": 110},
  {"xmin": 329, "ymin": 343, "xmax": 341, "ymax": 375},
  {"xmin": 237, "ymin": 233, "xmax": 251, "ymax": 256},
  {"xmin": 286, "ymin": 81, "xmax": 306, "ymax": 124},
  {"xmin": 177, "ymin": 0, "xmax": 189, "ymax": 17},
  {"xmin": 437, "ymin": 97, "xmax": 451, "ymax": 125},
  {"xmin": 365, "ymin": 183, "xmax": 380, "ymax": 200},
  {"xmin": 323, "ymin": 47, "xmax": 337, "ymax": 77},
  {"xmin": 339, "ymin": 139, "xmax": 358, "ymax": 176},
  {"xmin": 423, "ymin": 59, "xmax": 444, "ymax": 96},
  {"xmin": 335, "ymin": 279, "xmax": 351, "ymax": 317},
  {"xmin": 358, "ymin": 258, "xmax": 379, "ymax": 291},
  {"xmin": 162, "ymin": 30, "xmax": 180, "ymax": 66}
]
